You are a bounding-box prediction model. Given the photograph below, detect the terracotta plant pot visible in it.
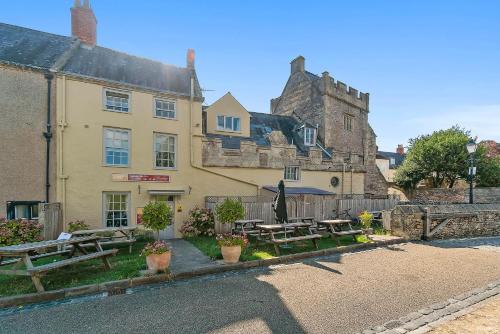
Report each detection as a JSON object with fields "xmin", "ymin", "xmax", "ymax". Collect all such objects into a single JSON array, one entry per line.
[
  {"xmin": 146, "ymin": 251, "xmax": 171, "ymax": 272},
  {"xmin": 221, "ymin": 245, "xmax": 241, "ymax": 264}
]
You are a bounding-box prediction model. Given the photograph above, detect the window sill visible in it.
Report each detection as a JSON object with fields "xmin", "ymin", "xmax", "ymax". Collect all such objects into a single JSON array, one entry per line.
[
  {"xmin": 153, "ymin": 167, "xmax": 178, "ymax": 171},
  {"xmin": 103, "ymin": 108, "xmax": 131, "ymax": 114},
  {"xmin": 153, "ymin": 116, "xmax": 178, "ymax": 121},
  {"xmin": 102, "ymin": 164, "xmax": 130, "ymax": 168}
]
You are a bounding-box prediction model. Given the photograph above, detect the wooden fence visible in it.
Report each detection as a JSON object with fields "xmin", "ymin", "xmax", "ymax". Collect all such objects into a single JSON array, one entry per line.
[
  {"xmin": 206, "ymin": 196, "xmax": 400, "ymax": 224},
  {"xmin": 38, "ymin": 203, "xmax": 63, "ymax": 240}
]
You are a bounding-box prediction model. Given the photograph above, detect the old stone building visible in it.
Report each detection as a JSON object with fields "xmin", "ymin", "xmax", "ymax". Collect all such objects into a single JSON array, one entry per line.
[{"xmin": 270, "ymin": 56, "xmax": 387, "ymax": 196}]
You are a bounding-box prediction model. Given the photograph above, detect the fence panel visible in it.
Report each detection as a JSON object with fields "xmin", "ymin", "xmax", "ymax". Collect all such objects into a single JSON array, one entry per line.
[
  {"xmin": 206, "ymin": 196, "xmax": 400, "ymax": 224},
  {"xmin": 39, "ymin": 203, "xmax": 63, "ymax": 240}
]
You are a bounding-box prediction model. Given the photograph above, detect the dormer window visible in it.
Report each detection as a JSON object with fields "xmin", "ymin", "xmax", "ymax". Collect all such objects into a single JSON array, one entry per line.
[
  {"xmin": 217, "ymin": 115, "xmax": 241, "ymax": 132},
  {"xmin": 304, "ymin": 127, "xmax": 316, "ymax": 146}
]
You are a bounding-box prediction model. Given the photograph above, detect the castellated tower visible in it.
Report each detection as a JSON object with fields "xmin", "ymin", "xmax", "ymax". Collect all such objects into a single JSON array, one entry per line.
[{"xmin": 271, "ymin": 56, "xmax": 387, "ymax": 196}]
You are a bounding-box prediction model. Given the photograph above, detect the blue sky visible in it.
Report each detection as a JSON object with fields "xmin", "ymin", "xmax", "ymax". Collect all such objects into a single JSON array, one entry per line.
[{"xmin": 2, "ymin": 0, "xmax": 499, "ymax": 151}]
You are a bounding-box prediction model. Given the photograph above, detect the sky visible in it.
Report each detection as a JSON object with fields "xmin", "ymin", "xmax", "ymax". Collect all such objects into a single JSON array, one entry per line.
[{"xmin": 2, "ymin": 0, "xmax": 499, "ymax": 151}]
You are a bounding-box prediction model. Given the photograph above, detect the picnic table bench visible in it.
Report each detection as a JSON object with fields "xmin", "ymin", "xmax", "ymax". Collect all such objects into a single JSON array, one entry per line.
[
  {"xmin": 71, "ymin": 226, "xmax": 137, "ymax": 253},
  {"xmin": 233, "ymin": 219, "xmax": 264, "ymax": 236},
  {"xmin": 317, "ymin": 219, "xmax": 364, "ymax": 246},
  {"xmin": 0, "ymin": 236, "xmax": 117, "ymax": 292},
  {"xmin": 255, "ymin": 222, "xmax": 322, "ymax": 256}
]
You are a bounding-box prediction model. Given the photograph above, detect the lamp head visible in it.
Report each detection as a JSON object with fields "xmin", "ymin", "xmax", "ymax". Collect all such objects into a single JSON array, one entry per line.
[{"xmin": 466, "ymin": 139, "xmax": 477, "ymax": 154}]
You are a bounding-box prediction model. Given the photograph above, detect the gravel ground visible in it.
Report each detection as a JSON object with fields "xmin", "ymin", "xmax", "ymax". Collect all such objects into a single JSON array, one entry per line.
[
  {"xmin": 1, "ymin": 238, "xmax": 500, "ymax": 334},
  {"xmin": 427, "ymin": 295, "xmax": 500, "ymax": 334}
]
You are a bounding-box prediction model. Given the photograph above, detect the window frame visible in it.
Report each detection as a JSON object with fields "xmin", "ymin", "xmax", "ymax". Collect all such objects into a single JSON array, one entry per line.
[
  {"xmin": 103, "ymin": 127, "xmax": 131, "ymax": 167},
  {"xmin": 284, "ymin": 166, "xmax": 300, "ymax": 181},
  {"xmin": 153, "ymin": 98, "xmax": 177, "ymax": 120},
  {"xmin": 216, "ymin": 115, "xmax": 241, "ymax": 132},
  {"xmin": 343, "ymin": 114, "xmax": 353, "ymax": 131},
  {"xmin": 103, "ymin": 88, "xmax": 131, "ymax": 113},
  {"xmin": 153, "ymin": 132, "xmax": 177, "ymax": 170},
  {"xmin": 102, "ymin": 192, "xmax": 130, "ymax": 228},
  {"xmin": 304, "ymin": 127, "xmax": 316, "ymax": 146}
]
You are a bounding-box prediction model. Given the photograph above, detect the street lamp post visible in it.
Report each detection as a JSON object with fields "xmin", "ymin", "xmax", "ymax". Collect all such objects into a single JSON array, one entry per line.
[{"xmin": 466, "ymin": 139, "xmax": 477, "ymax": 204}]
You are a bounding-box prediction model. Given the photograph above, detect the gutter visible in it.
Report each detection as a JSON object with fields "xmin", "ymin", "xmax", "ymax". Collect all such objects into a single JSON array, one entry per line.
[{"xmin": 43, "ymin": 73, "xmax": 54, "ymax": 203}]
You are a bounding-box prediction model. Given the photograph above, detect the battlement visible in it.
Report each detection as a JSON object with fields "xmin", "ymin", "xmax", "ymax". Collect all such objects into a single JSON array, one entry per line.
[{"xmin": 322, "ymin": 75, "xmax": 369, "ymax": 110}]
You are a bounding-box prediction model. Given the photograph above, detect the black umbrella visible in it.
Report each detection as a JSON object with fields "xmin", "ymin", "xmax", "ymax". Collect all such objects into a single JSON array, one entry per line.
[
  {"xmin": 273, "ymin": 180, "xmax": 292, "ymax": 248},
  {"xmin": 273, "ymin": 180, "xmax": 288, "ymax": 224}
]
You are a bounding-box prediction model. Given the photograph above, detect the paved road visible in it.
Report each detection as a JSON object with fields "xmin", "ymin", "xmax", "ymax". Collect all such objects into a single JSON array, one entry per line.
[{"xmin": 1, "ymin": 237, "xmax": 500, "ymax": 334}]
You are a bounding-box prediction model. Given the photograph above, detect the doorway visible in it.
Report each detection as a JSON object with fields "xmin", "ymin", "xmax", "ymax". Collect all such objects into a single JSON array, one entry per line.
[{"xmin": 151, "ymin": 194, "xmax": 176, "ymax": 239}]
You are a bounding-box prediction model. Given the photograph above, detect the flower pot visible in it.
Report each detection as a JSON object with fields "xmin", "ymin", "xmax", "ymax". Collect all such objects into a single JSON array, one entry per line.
[
  {"xmin": 146, "ymin": 251, "xmax": 171, "ymax": 272},
  {"xmin": 221, "ymin": 245, "xmax": 241, "ymax": 264}
]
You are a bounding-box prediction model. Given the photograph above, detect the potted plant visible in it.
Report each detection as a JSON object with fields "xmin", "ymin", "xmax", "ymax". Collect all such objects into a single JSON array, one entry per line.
[
  {"xmin": 214, "ymin": 198, "xmax": 245, "ymax": 233},
  {"xmin": 141, "ymin": 240, "xmax": 171, "ymax": 272},
  {"xmin": 141, "ymin": 201, "xmax": 173, "ymax": 272},
  {"xmin": 216, "ymin": 233, "xmax": 248, "ymax": 264},
  {"xmin": 358, "ymin": 211, "xmax": 374, "ymax": 235}
]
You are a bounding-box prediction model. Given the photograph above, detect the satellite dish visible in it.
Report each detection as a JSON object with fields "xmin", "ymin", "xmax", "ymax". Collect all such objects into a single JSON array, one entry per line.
[{"xmin": 330, "ymin": 177, "xmax": 340, "ymax": 187}]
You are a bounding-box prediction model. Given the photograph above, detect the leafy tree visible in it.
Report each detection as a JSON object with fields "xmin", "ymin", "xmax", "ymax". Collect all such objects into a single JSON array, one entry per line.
[
  {"xmin": 142, "ymin": 201, "xmax": 173, "ymax": 240},
  {"xmin": 394, "ymin": 126, "xmax": 494, "ymax": 190},
  {"xmin": 475, "ymin": 154, "xmax": 500, "ymax": 187},
  {"xmin": 215, "ymin": 198, "xmax": 245, "ymax": 224}
]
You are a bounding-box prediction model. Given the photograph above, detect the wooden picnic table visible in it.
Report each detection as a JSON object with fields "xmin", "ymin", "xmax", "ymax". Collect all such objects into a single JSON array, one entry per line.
[
  {"xmin": 72, "ymin": 226, "xmax": 137, "ymax": 253},
  {"xmin": 255, "ymin": 222, "xmax": 322, "ymax": 256},
  {"xmin": 288, "ymin": 217, "xmax": 315, "ymax": 223},
  {"xmin": 0, "ymin": 236, "xmax": 117, "ymax": 292},
  {"xmin": 317, "ymin": 219, "xmax": 364, "ymax": 245},
  {"xmin": 233, "ymin": 219, "xmax": 264, "ymax": 235}
]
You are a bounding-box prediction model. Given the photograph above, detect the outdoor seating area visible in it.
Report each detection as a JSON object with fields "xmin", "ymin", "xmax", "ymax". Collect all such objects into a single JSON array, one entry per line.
[
  {"xmin": 0, "ymin": 236, "xmax": 118, "ymax": 292},
  {"xmin": 71, "ymin": 226, "xmax": 137, "ymax": 254}
]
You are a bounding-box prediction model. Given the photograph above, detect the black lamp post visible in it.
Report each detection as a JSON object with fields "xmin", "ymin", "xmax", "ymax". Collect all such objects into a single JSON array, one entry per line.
[{"xmin": 466, "ymin": 139, "xmax": 477, "ymax": 204}]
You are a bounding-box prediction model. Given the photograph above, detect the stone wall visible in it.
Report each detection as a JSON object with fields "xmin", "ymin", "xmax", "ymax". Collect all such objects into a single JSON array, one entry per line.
[
  {"xmin": 410, "ymin": 188, "xmax": 500, "ymax": 204},
  {"xmin": 390, "ymin": 203, "xmax": 500, "ymax": 240}
]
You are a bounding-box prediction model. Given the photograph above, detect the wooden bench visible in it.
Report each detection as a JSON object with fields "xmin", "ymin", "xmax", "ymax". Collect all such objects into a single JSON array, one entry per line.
[
  {"xmin": 72, "ymin": 227, "xmax": 137, "ymax": 254},
  {"xmin": 27, "ymin": 249, "xmax": 118, "ymax": 274},
  {"xmin": 317, "ymin": 220, "xmax": 364, "ymax": 246}
]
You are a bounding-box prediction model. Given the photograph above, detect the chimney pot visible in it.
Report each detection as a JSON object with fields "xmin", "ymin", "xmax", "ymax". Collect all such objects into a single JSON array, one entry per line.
[
  {"xmin": 71, "ymin": 0, "xmax": 97, "ymax": 45},
  {"xmin": 396, "ymin": 144, "xmax": 404, "ymax": 154},
  {"xmin": 290, "ymin": 56, "xmax": 305, "ymax": 74},
  {"xmin": 187, "ymin": 49, "xmax": 195, "ymax": 69}
]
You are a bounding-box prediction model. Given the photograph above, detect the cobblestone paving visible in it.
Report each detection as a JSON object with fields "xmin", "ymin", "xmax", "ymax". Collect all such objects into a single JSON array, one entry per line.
[{"xmin": 427, "ymin": 295, "xmax": 500, "ymax": 334}]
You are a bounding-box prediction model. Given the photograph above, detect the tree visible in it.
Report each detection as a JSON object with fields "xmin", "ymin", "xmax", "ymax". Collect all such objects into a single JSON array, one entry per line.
[
  {"xmin": 394, "ymin": 126, "xmax": 494, "ymax": 190},
  {"xmin": 142, "ymin": 201, "xmax": 173, "ymax": 240},
  {"xmin": 475, "ymin": 154, "xmax": 500, "ymax": 187}
]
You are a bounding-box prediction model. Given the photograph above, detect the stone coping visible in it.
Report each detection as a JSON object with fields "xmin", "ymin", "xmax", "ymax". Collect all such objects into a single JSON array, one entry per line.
[{"xmin": 0, "ymin": 237, "xmax": 405, "ymax": 309}]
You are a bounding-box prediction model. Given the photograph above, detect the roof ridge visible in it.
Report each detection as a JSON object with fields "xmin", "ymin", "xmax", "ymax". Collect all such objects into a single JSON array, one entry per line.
[{"xmin": 0, "ymin": 22, "xmax": 73, "ymax": 41}]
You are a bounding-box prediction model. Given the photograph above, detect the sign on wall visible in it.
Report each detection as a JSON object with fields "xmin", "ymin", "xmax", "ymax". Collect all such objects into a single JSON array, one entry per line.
[{"xmin": 112, "ymin": 173, "xmax": 171, "ymax": 182}]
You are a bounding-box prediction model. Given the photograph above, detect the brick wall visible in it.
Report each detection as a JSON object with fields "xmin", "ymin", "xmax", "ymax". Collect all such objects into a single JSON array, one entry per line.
[{"xmin": 389, "ymin": 203, "xmax": 500, "ymax": 240}]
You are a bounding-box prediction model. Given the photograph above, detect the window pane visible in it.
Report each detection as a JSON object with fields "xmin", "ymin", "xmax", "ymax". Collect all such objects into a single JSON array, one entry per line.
[
  {"xmin": 225, "ymin": 116, "xmax": 233, "ymax": 130},
  {"xmin": 233, "ymin": 118, "xmax": 240, "ymax": 131},
  {"xmin": 217, "ymin": 116, "xmax": 224, "ymax": 128},
  {"xmin": 154, "ymin": 134, "xmax": 176, "ymax": 168}
]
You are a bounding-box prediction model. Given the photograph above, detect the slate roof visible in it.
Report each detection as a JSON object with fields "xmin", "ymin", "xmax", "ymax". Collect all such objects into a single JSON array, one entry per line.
[
  {"xmin": 263, "ymin": 186, "xmax": 334, "ymax": 195},
  {"xmin": 62, "ymin": 45, "xmax": 202, "ymax": 97},
  {"xmin": 377, "ymin": 151, "xmax": 405, "ymax": 168},
  {"xmin": 205, "ymin": 111, "xmax": 328, "ymax": 157},
  {"xmin": 0, "ymin": 23, "xmax": 74, "ymax": 69},
  {"xmin": 0, "ymin": 22, "xmax": 202, "ymax": 97}
]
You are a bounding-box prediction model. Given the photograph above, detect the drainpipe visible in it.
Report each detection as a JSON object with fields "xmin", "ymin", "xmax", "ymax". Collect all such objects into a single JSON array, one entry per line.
[
  {"xmin": 43, "ymin": 73, "xmax": 54, "ymax": 203},
  {"xmin": 187, "ymin": 70, "xmax": 260, "ymax": 193}
]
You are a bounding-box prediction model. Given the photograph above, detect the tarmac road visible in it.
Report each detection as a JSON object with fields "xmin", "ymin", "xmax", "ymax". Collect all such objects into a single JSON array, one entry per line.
[{"xmin": 1, "ymin": 237, "xmax": 499, "ymax": 334}]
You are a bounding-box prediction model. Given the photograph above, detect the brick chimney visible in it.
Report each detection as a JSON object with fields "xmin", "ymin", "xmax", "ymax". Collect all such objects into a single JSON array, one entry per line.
[
  {"xmin": 396, "ymin": 144, "xmax": 404, "ymax": 155},
  {"xmin": 291, "ymin": 56, "xmax": 305, "ymax": 74},
  {"xmin": 71, "ymin": 0, "xmax": 97, "ymax": 46},
  {"xmin": 187, "ymin": 49, "xmax": 195, "ymax": 69}
]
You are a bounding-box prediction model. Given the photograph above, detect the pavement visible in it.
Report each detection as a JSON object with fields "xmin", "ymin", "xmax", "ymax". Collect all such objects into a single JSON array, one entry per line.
[
  {"xmin": 427, "ymin": 295, "xmax": 500, "ymax": 334},
  {"xmin": 167, "ymin": 238, "xmax": 219, "ymax": 274},
  {"xmin": 1, "ymin": 237, "xmax": 499, "ymax": 334}
]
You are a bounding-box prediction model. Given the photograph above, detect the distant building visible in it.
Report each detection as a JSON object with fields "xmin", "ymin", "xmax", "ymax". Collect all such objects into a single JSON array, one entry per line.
[{"xmin": 376, "ymin": 144, "xmax": 406, "ymax": 183}]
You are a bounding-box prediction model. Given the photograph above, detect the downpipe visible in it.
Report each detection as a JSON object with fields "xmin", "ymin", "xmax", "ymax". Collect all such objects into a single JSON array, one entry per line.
[{"xmin": 43, "ymin": 72, "xmax": 54, "ymax": 203}]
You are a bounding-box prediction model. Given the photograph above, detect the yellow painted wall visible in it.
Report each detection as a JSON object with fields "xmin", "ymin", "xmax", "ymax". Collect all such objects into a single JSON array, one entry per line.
[
  {"xmin": 205, "ymin": 92, "xmax": 250, "ymax": 137},
  {"xmin": 56, "ymin": 77, "xmax": 257, "ymax": 237}
]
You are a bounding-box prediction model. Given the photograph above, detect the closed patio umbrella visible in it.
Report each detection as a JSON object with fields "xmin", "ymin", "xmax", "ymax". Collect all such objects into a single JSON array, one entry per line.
[{"xmin": 273, "ymin": 180, "xmax": 291, "ymax": 248}]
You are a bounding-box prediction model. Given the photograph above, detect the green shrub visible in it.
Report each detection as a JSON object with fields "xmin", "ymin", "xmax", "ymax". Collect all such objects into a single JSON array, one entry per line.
[
  {"xmin": 358, "ymin": 211, "xmax": 373, "ymax": 229},
  {"xmin": 68, "ymin": 220, "xmax": 89, "ymax": 233},
  {"xmin": 180, "ymin": 207, "xmax": 215, "ymax": 237},
  {"xmin": 142, "ymin": 201, "xmax": 173, "ymax": 239},
  {"xmin": 215, "ymin": 198, "xmax": 245, "ymax": 224},
  {"xmin": 0, "ymin": 219, "xmax": 43, "ymax": 246}
]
